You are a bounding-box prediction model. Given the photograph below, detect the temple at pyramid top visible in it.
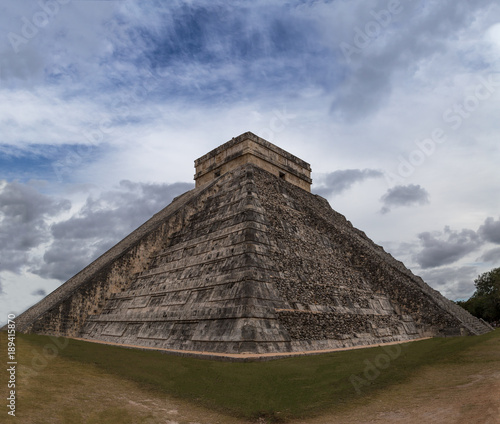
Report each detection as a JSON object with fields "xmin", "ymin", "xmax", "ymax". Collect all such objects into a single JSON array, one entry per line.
[{"xmin": 194, "ymin": 131, "xmax": 312, "ymax": 192}]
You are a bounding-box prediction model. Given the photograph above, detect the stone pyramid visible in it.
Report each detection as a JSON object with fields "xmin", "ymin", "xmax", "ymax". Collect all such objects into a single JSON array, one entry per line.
[{"xmin": 15, "ymin": 132, "xmax": 492, "ymax": 356}]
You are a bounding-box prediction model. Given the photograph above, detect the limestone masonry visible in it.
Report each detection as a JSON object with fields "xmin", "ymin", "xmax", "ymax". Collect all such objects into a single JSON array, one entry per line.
[
  {"xmin": 13, "ymin": 132, "xmax": 492, "ymax": 356},
  {"xmin": 194, "ymin": 132, "xmax": 312, "ymax": 191}
]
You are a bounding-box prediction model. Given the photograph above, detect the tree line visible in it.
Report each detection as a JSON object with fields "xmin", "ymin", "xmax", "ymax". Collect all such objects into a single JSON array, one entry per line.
[{"xmin": 456, "ymin": 267, "xmax": 500, "ymax": 326}]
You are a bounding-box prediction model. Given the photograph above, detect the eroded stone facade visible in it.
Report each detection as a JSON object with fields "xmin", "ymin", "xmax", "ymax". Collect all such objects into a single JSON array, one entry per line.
[
  {"xmin": 194, "ymin": 132, "xmax": 312, "ymax": 192},
  {"xmin": 13, "ymin": 134, "xmax": 492, "ymax": 357}
]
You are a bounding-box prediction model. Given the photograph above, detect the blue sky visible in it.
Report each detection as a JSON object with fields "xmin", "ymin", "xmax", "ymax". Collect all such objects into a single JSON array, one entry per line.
[{"xmin": 2, "ymin": 0, "xmax": 500, "ymax": 320}]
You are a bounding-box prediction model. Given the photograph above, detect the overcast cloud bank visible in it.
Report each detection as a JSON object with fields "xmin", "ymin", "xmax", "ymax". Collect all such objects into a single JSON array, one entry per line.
[{"xmin": 1, "ymin": 0, "xmax": 500, "ymax": 316}]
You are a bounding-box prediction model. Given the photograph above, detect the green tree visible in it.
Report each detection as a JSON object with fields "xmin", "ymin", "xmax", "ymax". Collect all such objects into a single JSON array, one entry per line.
[{"xmin": 458, "ymin": 268, "xmax": 500, "ymax": 322}]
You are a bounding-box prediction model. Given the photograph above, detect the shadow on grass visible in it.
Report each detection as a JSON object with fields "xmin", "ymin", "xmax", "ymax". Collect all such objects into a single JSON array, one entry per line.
[{"xmin": 15, "ymin": 330, "xmax": 500, "ymax": 422}]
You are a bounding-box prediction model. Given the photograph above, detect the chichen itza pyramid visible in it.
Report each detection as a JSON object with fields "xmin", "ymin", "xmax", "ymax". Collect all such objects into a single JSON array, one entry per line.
[{"xmin": 14, "ymin": 132, "xmax": 492, "ymax": 357}]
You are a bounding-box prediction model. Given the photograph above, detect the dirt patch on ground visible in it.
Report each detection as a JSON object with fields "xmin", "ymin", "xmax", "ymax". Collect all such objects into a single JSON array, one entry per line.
[{"xmin": 297, "ymin": 365, "xmax": 500, "ymax": 424}]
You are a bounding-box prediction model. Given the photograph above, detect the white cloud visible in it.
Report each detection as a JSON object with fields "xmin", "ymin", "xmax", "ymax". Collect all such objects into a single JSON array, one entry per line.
[
  {"xmin": 418, "ymin": 266, "xmax": 479, "ymax": 300},
  {"xmin": 1, "ymin": 0, "xmax": 500, "ymax": 313}
]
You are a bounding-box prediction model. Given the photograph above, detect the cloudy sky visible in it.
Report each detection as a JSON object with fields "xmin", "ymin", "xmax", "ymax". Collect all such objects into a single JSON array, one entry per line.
[{"xmin": 1, "ymin": 0, "xmax": 500, "ymax": 321}]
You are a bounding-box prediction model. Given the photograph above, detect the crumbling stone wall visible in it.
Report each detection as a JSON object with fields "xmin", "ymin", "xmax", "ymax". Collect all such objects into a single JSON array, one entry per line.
[
  {"xmin": 194, "ymin": 132, "xmax": 312, "ymax": 191},
  {"xmin": 14, "ymin": 163, "xmax": 491, "ymax": 356},
  {"xmin": 16, "ymin": 183, "xmax": 215, "ymax": 335},
  {"xmin": 77, "ymin": 167, "xmax": 293, "ymax": 354},
  {"xmin": 252, "ymin": 165, "xmax": 488, "ymax": 343}
]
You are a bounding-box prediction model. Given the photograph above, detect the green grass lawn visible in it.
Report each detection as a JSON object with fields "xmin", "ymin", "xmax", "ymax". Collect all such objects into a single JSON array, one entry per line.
[{"xmin": 6, "ymin": 329, "xmax": 498, "ymax": 422}]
